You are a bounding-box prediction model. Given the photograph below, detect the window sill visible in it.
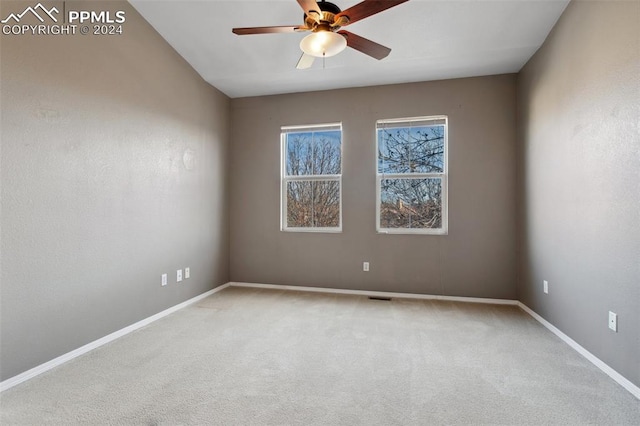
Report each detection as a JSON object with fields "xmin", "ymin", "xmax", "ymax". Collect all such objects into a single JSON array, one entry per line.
[
  {"xmin": 281, "ymin": 227, "xmax": 342, "ymax": 234},
  {"xmin": 377, "ymin": 229, "xmax": 448, "ymax": 236}
]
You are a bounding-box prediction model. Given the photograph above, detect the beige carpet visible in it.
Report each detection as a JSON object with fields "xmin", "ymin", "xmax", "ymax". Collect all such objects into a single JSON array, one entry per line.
[{"xmin": 1, "ymin": 286, "xmax": 639, "ymax": 425}]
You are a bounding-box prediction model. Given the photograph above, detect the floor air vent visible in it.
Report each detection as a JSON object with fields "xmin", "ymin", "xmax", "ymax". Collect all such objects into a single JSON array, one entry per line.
[{"xmin": 368, "ymin": 296, "xmax": 392, "ymax": 301}]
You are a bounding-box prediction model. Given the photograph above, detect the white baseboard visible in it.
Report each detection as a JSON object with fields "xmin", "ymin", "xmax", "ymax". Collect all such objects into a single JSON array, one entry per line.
[
  {"xmin": 518, "ymin": 302, "xmax": 640, "ymax": 400},
  {"xmin": 229, "ymin": 282, "xmax": 519, "ymax": 305},
  {"xmin": 0, "ymin": 283, "xmax": 231, "ymax": 393}
]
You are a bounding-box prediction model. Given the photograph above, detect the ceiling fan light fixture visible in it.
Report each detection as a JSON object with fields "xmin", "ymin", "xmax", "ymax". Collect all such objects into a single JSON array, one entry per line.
[{"xmin": 300, "ymin": 31, "xmax": 347, "ymax": 58}]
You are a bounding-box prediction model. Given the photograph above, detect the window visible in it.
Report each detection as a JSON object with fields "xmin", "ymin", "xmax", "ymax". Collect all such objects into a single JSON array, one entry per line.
[
  {"xmin": 376, "ymin": 116, "xmax": 448, "ymax": 234},
  {"xmin": 281, "ymin": 123, "xmax": 342, "ymax": 232}
]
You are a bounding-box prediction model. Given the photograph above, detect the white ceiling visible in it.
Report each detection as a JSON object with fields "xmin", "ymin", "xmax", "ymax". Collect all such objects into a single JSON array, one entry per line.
[{"xmin": 129, "ymin": 0, "xmax": 569, "ymax": 98}]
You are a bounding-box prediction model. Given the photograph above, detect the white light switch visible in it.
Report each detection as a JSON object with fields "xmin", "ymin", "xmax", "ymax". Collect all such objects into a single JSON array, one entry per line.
[
  {"xmin": 185, "ymin": 267, "xmax": 190, "ymax": 279},
  {"xmin": 363, "ymin": 262, "xmax": 370, "ymax": 272},
  {"xmin": 177, "ymin": 269, "xmax": 183, "ymax": 282},
  {"xmin": 161, "ymin": 274, "xmax": 167, "ymax": 286},
  {"xmin": 543, "ymin": 280, "xmax": 548, "ymax": 294}
]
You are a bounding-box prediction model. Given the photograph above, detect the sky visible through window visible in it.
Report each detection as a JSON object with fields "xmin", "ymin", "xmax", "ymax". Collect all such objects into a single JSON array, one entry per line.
[
  {"xmin": 286, "ymin": 130, "xmax": 341, "ymax": 176},
  {"xmin": 378, "ymin": 125, "xmax": 444, "ymax": 174}
]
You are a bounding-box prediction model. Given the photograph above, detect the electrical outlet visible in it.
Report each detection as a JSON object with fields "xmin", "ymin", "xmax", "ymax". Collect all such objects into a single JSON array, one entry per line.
[
  {"xmin": 185, "ymin": 267, "xmax": 190, "ymax": 279},
  {"xmin": 161, "ymin": 273, "xmax": 167, "ymax": 287},
  {"xmin": 177, "ymin": 269, "xmax": 183, "ymax": 282},
  {"xmin": 608, "ymin": 311, "xmax": 617, "ymax": 332},
  {"xmin": 543, "ymin": 280, "xmax": 548, "ymax": 294},
  {"xmin": 363, "ymin": 262, "xmax": 370, "ymax": 272}
]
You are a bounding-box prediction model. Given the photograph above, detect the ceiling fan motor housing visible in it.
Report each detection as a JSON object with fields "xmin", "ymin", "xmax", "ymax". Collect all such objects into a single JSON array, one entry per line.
[{"xmin": 304, "ymin": 1, "xmax": 348, "ymax": 31}]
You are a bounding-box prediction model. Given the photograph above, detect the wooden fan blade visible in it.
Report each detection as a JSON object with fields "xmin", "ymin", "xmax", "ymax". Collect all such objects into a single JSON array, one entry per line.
[
  {"xmin": 336, "ymin": 0, "xmax": 409, "ymax": 26},
  {"xmin": 297, "ymin": 0, "xmax": 321, "ymax": 15},
  {"xmin": 296, "ymin": 53, "xmax": 315, "ymax": 69},
  {"xmin": 232, "ymin": 26, "xmax": 308, "ymax": 35},
  {"xmin": 338, "ymin": 30, "xmax": 391, "ymax": 60}
]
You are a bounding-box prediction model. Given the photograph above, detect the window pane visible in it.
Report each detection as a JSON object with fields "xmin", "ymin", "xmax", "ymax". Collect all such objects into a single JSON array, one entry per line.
[
  {"xmin": 312, "ymin": 181, "xmax": 340, "ymax": 227},
  {"xmin": 287, "ymin": 180, "xmax": 340, "ymax": 228},
  {"xmin": 380, "ymin": 178, "xmax": 442, "ymax": 229},
  {"xmin": 378, "ymin": 128, "xmax": 409, "ymax": 173},
  {"xmin": 378, "ymin": 125, "xmax": 444, "ymax": 174},
  {"xmin": 287, "ymin": 181, "xmax": 312, "ymax": 227},
  {"xmin": 286, "ymin": 130, "xmax": 341, "ymax": 176},
  {"xmin": 286, "ymin": 133, "xmax": 313, "ymax": 176},
  {"xmin": 312, "ymin": 131, "xmax": 341, "ymax": 175}
]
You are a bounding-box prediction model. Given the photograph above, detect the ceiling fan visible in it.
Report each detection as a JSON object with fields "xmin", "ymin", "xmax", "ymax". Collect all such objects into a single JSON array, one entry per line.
[{"xmin": 232, "ymin": 0, "xmax": 409, "ymax": 69}]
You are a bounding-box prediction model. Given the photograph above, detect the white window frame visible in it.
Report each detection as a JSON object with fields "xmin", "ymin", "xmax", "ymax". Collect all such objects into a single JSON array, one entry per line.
[
  {"xmin": 281, "ymin": 123, "xmax": 343, "ymax": 233},
  {"xmin": 375, "ymin": 116, "xmax": 448, "ymax": 235}
]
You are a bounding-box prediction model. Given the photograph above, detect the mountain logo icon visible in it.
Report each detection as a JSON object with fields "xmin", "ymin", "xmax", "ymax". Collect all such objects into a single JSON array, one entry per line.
[{"xmin": 1, "ymin": 3, "xmax": 59, "ymax": 24}]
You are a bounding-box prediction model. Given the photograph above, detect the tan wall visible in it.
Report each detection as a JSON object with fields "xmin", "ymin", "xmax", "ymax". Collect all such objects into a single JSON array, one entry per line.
[
  {"xmin": 230, "ymin": 75, "xmax": 517, "ymax": 298},
  {"xmin": 0, "ymin": 1, "xmax": 230, "ymax": 380},
  {"xmin": 517, "ymin": 0, "xmax": 640, "ymax": 386}
]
